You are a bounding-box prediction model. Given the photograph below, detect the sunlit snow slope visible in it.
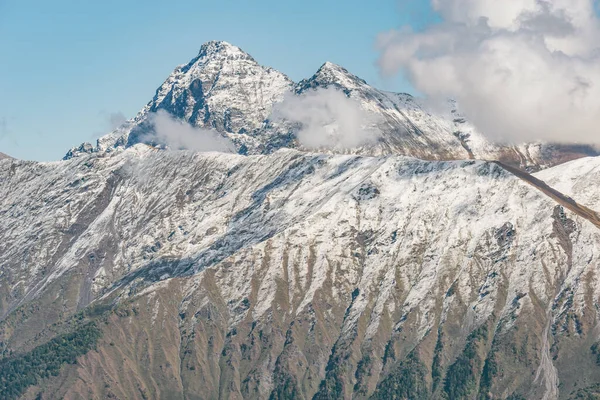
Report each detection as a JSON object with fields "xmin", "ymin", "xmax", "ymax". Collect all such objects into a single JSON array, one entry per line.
[{"xmin": 2, "ymin": 148, "xmax": 600, "ymax": 398}]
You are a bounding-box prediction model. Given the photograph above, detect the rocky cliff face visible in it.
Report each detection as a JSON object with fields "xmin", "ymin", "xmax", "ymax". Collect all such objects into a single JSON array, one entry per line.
[
  {"xmin": 3, "ymin": 145, "xmax": 600, "ymax": 399},
  {"xmin": 66, "ymin": 41, "xmax": 598, "ymax": 171}
]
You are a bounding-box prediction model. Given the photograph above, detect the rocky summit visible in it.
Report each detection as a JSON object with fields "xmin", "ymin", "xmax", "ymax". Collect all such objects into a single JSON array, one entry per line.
[{"xmin": 2, "ymin": 42, "xmax": 600, "ymax": 399}]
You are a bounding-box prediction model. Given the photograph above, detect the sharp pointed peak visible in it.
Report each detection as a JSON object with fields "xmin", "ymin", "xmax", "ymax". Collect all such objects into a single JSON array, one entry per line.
[
  {"xmin": 196, "ymin": 40, "xmax": 252, "ymax": 59},
  {"xmin": 314, "ymin": 61, "xmax": 366, "ymax": 83},
  {"xmin": 178, "ymin": 41, "xmax": 257, "ymax": 74},
  {"xmin": 296, "ymin": 61, "xmax": 369, "ymax": 94},
  {"xmin": 199, "ymin": 40, "xmax": 237, "ymax": 53},
  {"xmin": 318, "ymin": 61, "xmax": 346, "ymax": 71}
]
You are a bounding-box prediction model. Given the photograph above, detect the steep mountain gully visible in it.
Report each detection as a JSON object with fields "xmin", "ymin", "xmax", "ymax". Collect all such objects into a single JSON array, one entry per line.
[{"xmin": 491, "ymin": 161, "xmax": 599, "ymax": 399}]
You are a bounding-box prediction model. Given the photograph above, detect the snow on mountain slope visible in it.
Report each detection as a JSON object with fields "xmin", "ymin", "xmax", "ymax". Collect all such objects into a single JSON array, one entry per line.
[
  {"xmin": 3, "ymin": 148, "xmax": 600, "ymax": 398},
  {"xmin": 66, "ymin": 41, "xmax": 598, "ymax": 171},
  {"xmin": 294, "ymin": 62, "xmax": 598, "ymax": 170},
  {"xmin": 5, "ymin": 39, "xmax": 600, "ymax": 399},
  {"xmin": 296, "ymin": 62, "xmax": 508, "ymax": 160},
  {"xmin": 295, "ymin": 62, "xmax": 474, "ymax": 160},
  {"xmin": 534, "ymin": 156, "xmax": 600, "ymax": 208}
]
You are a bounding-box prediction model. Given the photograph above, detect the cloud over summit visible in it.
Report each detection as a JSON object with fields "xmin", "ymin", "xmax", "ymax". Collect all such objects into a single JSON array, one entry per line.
[
  {"xmin": 271, "ymin": 88, "xmax": 381, "ymax": 150},
  {"xmin": 377, "ymin": 0, "xmax": 600, "ymax": 144}
]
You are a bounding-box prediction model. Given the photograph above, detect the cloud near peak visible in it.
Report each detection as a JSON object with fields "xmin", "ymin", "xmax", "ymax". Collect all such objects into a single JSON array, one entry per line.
[
  {"xmin": 143, "ymin": 110, "xmax": 235, "ymax": 153},
  {"xmin": 271, "ymin": 88, "xmax": 381, "ymax": 150},
  {"xmin": 377, "ymin": 0, "xmax": 600, "ymax": 144}
]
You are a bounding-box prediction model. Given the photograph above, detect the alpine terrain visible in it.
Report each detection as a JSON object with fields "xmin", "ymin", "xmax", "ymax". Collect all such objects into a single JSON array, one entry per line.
[{"xmin": 2, "ymin": 41, "xmax": 600, "ymax": 399}]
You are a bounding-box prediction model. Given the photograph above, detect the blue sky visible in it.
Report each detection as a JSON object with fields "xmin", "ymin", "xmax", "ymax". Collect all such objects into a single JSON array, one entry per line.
[{"xmin": 0, "ymin": 0, "xmax": 437, "ymax": 161}]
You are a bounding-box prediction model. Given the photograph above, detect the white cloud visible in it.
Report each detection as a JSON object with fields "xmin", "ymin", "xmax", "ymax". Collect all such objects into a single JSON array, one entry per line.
[
  {"xmin": 108, "ymin": 112, "xmax": 127, "ymax": 130},
  {"xmin": 271, "ymin": 88, "xmax": 381, "ymax": 150},
  {"xmin": 0, "ymin": 117, "xmax": 8, "ymax": 141},
  {"xmin": 377, "ymin": 0, "xmax": 600, "ymax": 144},
  {"xmin": 0, "ymin": 117, "xmax": 17, "ymax": 147},
  {"xmin": 143, "ymin": 110, "xmax": 235, "ymax": 153},
  {"xmin": 91, "ymin": 111, "xmax": 129, "ymax": 140}
]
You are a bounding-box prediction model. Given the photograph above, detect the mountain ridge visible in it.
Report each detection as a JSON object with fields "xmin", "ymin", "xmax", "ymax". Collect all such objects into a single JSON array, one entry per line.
[
  {"xmin": 66, "ymin": 40, "xmax": 599, "ymax": 171},
  {"xmin": 3, "ymin": 148, "xmax": 600, "ymax": 398}
]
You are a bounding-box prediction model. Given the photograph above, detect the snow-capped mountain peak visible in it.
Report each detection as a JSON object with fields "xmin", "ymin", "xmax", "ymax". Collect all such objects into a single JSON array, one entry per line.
[
  {"xmin": 296, "ymin": 61, "xmax": 369, "ymax": 95},
  {"xmin": 145, "ymin": 40, "xmax": 292, "ymax": 125},
  {"xmin": 196, "ymin": 40, "xmax": 251, "ymax": 60},
  {"xmin": 89, "ymin": 41, "xmax": 295, "ymax": 153}
]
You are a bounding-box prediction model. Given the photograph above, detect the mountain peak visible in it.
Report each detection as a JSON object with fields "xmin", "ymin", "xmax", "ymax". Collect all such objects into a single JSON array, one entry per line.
[
  {"xmin": 296, "ymin": 61, "xmax": 368, "ymax": 94},
  {"xmin": 175, "ymin": 40, "xmax": 258, "ymax": 77},
  {"xmin": 0, "ymin": 151, "xmax": 13, "ymax": 160},
  {"xmin": 315, "ymin": 61, "xmax": 364, "ymax": 82},
  {"xmin": 116, "ymin": 40, "xmax": 293, "ymax": 149},
  {"xmin": 199, "ymin": 40, "xmax": 234, "ymax": 50},
  {"xmin": 319, "ymin": 61, "xmax": 346, "ymax": 72},
  {"xmin": 197, "ymin": 40, "xmax": 251, "ymax": 60}
]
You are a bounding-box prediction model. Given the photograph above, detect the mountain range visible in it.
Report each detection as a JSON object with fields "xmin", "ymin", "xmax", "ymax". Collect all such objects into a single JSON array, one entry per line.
[
  {"xmin": 67, "ymin": 41, "xmax": 598, "ymax": 171},
  {"xmin": 1, "ymin": 41, "xmax": 600, "ymax": 399}
]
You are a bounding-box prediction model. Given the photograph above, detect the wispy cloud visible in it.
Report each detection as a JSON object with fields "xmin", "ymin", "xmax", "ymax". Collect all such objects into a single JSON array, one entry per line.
[
  {"xmin": 0, "ymin": 117, "xmax": 18, "ymax": 147},
  {"xmin": 91, "ymin": 111, "xmax": 129, "ymax": 139},
  {"xmin": 0, "ymin": 117, "xmax": 8, "ymax": 141},
  {"xmin": 108, "ymin": 112, "xmax": 127, "ymax": 130},
  {"xmin": 377, "ymin": 0, "xmax": 600, "ymax": 144},
  {"xmin": 142, "ymin": 110, "xmax": 235, "ymax": 153},
  {"xmin": 271, "ymin": 88, "xmax": 381, "ymax": 150}
]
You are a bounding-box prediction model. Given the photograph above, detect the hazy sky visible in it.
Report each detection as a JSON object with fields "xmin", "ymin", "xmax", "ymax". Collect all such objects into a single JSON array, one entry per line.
[{"xmin": 0, "ymin": 0, "xmax": 437, "ymax": 161}]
